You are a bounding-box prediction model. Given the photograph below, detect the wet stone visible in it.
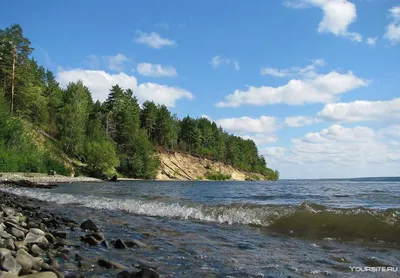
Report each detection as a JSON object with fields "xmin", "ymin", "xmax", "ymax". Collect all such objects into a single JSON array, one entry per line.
[
  {"xmin": 114, "ymin": 239, "xmax": 127, "ymax": 249},
  {"xmin": 52, "ymin": 231, "xmax": 66, "ymax": 239},
  {"xmin": 80, "ymin": 219, "xmax": 98, "ymax": 232}
]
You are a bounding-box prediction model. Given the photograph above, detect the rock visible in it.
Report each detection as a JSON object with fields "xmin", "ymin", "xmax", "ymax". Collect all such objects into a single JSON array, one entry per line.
[
  {"xmin": 16, "ymin": 249, "xmax": 43, "ymax": 271},
  {"xmin": 86, "ymin": 232, "xmax": 104, "ymax": 241},
  {"xmin": 29, "ymin": 228, "xmax": 45, "ymax": 236},
  {"xmin": 14, "ymin": 241, "xmax": 26, "ymax": 250},
  {"xmin": 0, "ymin": 248, "xmax": 11, "ymax": 259},
  {"xmin": 52, "ymin": 231, "xmax": 66, "ymax": 239},
  {"xmin": 118, "ymin": 268, "xmax": 160, "ymax": 278},
  {"xmin": 125, "ymin": 239, "xmax": 146, "ymax": 248},
  {"xmin": 20, "ymin": 272, "xmax": 58, "ymax": 278},
  {"xmin": 97, "ymin": 258, "xmax": 125, "ymax": 269},
  {"xmin": 0, "ymin": 253, "xmax": 22, "ymax": 274},
  {"xmin": 53, "ymin": 238, "xmax": 70, "ymax": 249},
  {"xmin": 30, "ymin": 244, "xmax": 45, "ymax": 256},
  {"xmin": 15, "ymin": 249, "xmax": 33, "ymax": 274},
  {"xmin": 79, "ymin": 219, "xmax": 98, "ymax": 232},
  {"xmin": 80, "ymin": 235, "xmax": 99, "ymax": 246},
  {"xmin": 114, "ymin": 239, "xmax": 127, "ymax": 249},
  {"xmin": 49, "ymin": 258, "xmax": 59, "ymax": 270},
  {"xmin": 4, "ymin": 238, "xmax": 15, "ymax": 250},
  {"xmin": 134, "ymin": 268, "xmax": 160, "ymax": 278},
  {"xmin": 0, "ymin": 239, "xmax": 5, "ymax": 248},
  {"xmin": 0, "ymin": 271, "xmax": 19, "ymax": 277},
  {"xmin": 117, "ymin": 271, "xmax": 132, "ymax": 278},
  {"xmin": 110, "ymin": 175, "xmax": 118, "ymax": 182},
  {"xmin": 2, "ymin": 206, "xmax": 15, "ymax": 217},
  {"xmin": 101, "ymin": 240, "xmax": 110, "ymax": 249},
  {"xmin": 27, "ymin": 222, "xmax": 39, "ymax": 229},
  {"xmin": 0, "ymin": 231, "xmax": 15, "ymax": 240},
  {"xmin": 9, "ymin": 227, "xmax": 25, "ymax": 239},
  {"xmin": 44, "ymin": 233, "xmax": 55, "ymax": 244},
  {"xmin": 24, "ymin": 232, "xmax": 49, "ymax": 245}
]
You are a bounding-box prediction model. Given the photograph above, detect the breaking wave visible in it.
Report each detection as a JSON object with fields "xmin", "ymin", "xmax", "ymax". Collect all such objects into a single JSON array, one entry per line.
[{"xmin": 1, "ymin": 186, "xmax": 399, "ymax": 244}]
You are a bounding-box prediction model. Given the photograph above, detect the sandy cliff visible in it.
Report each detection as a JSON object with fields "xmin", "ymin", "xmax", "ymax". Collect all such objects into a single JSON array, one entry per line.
[{"xmin": 156, "ymin": 150, "xmax": 265, "ymax": 181}]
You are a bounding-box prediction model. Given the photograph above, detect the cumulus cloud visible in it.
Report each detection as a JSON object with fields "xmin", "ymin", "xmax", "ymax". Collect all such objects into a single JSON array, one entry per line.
[
  {"xmin": 215, "ymin": 116, "xmax": 278, "ymax": 133},
  {"xmin": 241, "ymin": 134, "xmax": 278, "ymax": 145},
  {"xmin": 136, "ymin": 83, "xmax": 193, "ymax": 107},
  {"xmin": 137, "ymin": 63, "xmax": 177, "ymax": 77},
  {"xmin": 210, "ymin": 56, "xmax": 240, "ymax": 71},
  {"xmin": 286, "ymin": 0, "xmax": 362, "ymax": 42},
  {"xmin": 379, "ymin": 125, "xmax": 400, "ymax": 138},
  {"xmin": 366, "ymin": 37, "xmax": 378, "ymax": 47},
  {"xmin": 217, "ymin": 70, "xmax": 366, "ymax": 107},
  {"xmin": 262, "ymin": 147, "xmax": 286, "ymax": 159},
  {"xmin": 56, "ymin": 69, "xmax": 192, "ymax": 107},
  {"xmin": 285, "ymin": 116, "xmax": 316, "ymax": 127},
  {"xmin": 384, "ymin": 6, "xmax": 400, "ymax": 44},
  {"xmin": 103, "ymin": 53, "xmax": 130, "ymax": 71},
  {"xmin": 85, "ymin": 54, "xmax": 130, "ymax": 71},
  {"xmin": 261, "ymin": 59, "xmax": 324, "ymax": 78},
  {"xmin": 135, "ymin": 31, "xmax": 176, "ymax": 49},
  {"xmin": 267, "ymin": 124, "xmax": 400, "ymax": 178},
  {"xmin": 317, "ymin": 98, "xmax": 400, "ymax": 122}
]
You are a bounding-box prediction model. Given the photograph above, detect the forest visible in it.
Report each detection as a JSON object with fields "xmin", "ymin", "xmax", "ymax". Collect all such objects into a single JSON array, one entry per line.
[{"xmin": 0, "ymin": 24, "xmax": 279, "ymax": 180}]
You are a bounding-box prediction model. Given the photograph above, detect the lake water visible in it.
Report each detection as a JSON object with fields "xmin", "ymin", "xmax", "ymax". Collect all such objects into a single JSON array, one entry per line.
[{"xmin": 1, "ymin": 179, "xmax": 400, "ymax": 277}]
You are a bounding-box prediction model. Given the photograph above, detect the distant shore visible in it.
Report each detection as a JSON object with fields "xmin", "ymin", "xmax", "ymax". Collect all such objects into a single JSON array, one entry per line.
[{"xmin": 0, "ymin": 172, "xmax": 102, "ymax": 184}]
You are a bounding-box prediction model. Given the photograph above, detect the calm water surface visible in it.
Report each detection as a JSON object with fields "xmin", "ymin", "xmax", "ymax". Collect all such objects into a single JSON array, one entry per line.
[{"xmin": 1, "ymin": 179, "xmax": 400, "ymax": 277}]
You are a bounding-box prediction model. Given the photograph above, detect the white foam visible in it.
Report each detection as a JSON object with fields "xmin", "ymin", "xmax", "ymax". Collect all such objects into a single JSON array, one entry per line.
[{"xmin": 0, "ymin": 186, "xmax": 279, "ymax": 226}]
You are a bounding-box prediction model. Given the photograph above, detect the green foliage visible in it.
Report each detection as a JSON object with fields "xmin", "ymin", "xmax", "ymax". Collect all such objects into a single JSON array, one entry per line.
[
  {"xmin": 205, "ymin": 171, "xmax": 231, "ymax": 181},
  {"xmin": 196, "ymin": 176, "xmax": 203, "ymax": 180},
  {"xmin": 84, "ymin": 139, "xmax": 120, "ymax": 177}
]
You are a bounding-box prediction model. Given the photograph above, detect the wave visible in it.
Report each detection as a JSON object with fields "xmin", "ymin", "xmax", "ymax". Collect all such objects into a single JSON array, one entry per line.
[{"xmin": 1, "ymin": 186, "xmax": 399, "ymax": 244}]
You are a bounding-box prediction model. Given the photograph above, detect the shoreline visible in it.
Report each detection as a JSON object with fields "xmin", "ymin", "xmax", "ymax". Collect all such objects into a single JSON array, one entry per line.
[
  {"xmin": 0, "ymin": 173, "xmax": 102, "ymax": 184},
  {"xmin": 0, "ymin": 188, "xmax": 160, "ymax": 277},
  {"xmin": 0, "ymin": 173, "xmax": 254, "ymax": 184}
]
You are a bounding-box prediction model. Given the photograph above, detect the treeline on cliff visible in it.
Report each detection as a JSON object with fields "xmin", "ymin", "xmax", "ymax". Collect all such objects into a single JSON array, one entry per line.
[{"xmin": 0, "ymin": 24, "xmax": 279, "ymax": 180}]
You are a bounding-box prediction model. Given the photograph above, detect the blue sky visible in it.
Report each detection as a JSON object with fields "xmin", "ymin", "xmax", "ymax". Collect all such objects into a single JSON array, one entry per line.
[{"xmin": 2, "ymin": 0, "xmax": 400, "ymax": 179}]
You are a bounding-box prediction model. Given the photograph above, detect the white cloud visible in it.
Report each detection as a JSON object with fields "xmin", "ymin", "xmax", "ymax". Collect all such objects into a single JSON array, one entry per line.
[
  {"xmin": 56, "ymin": 69, "xmax": 193, "ymax": 107},
  {"xmin": 210, "ymin": 56, "xmax": 240, "ymax": 71},
  {"xmin": 285, "ymin": 116, "xmax": 316, "ymax": 127},
  {"xmin": 137, "ymin": 63, "xmax": 177, "ymax": 77},
  {"xmin": 103, "ymin": 53, "xmax": 130, "ymax": 71},
  {"xmin": 215, "ymin": 116, "xmax": 278, "ymax": 133},
  {"xmin": 379, "ymin": 125, "xmax": 400, "ymax": 138},
  {"xmin": 261, "ymin": 147, "xmax": 286, "ymax": 159},
  {"xmin": 217, "ymin": 70, "xmax": 366, "ymax": 107},
  {"xmin": 384, "ymin": 6, "xmax": 400, "ymax": 44},
  {"xmin": 261, "ymin": 59, "xmax": 324, "ymax": 78},
  {"xmin": 271, "ymin": 124, "xmax": 400, "ymax": 178},
  {"xmin": 241, "ymin": 134, "xmax": 278, "ymax": 145},
  {"xmin": 135, "ymin": 31, "xmax": 176, "ymax": 49},
  {"xmin": 85, "ymin": 54, "xmax": 129, "ymax": 71},
  {"xmin": 136, "ymin": 83, "xmax": 193, "ymax": 107},
  {"xmin": 366, "ymin": 37, "xmax": 378, "ymax": 47},
  {"xmin": 286, "ymin": 0, "xmax": 362, "ymax": 42},
  {"xmin": 317, "ymin": 98, "xmax": 400, "ymax": 122}
]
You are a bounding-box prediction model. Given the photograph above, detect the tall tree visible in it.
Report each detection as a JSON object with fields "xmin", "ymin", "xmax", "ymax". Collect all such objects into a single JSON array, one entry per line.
[{"xmin": 58, "ymin": 81, "xmax": 92, "ymax": 157}]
